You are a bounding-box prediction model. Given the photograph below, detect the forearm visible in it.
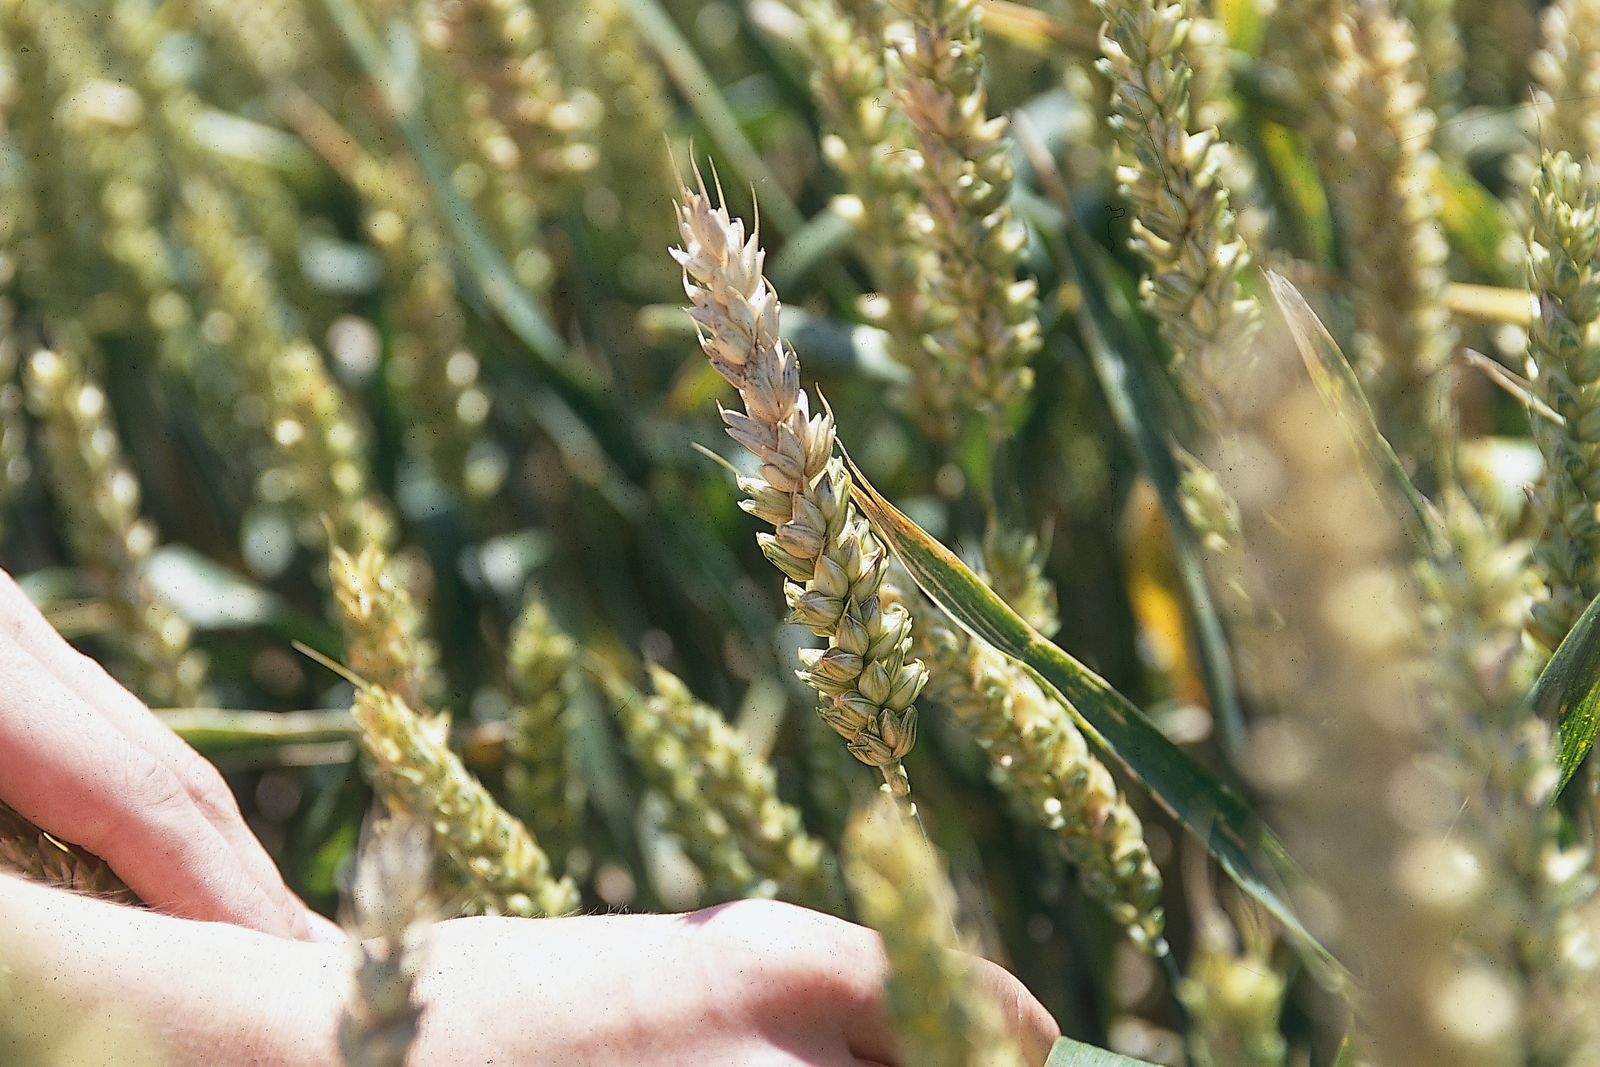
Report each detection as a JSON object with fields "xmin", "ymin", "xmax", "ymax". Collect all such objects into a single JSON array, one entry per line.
[{"xmin": 0, "ymin": 872, "xmax": 344, "ymax": 1067}]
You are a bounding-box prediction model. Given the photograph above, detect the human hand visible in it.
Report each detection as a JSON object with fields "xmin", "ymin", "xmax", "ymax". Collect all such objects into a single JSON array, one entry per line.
[
  {"xmin": 0, "ymin": 879, "xmax": 1059, "ymax": 1067},
  {"xmin": 410, "ymin": 899, "xmax": 1061, "ymax": 1066},
  {"xmin": 0, "ymin": 568, "xmax": 338, "ymax": 941}
]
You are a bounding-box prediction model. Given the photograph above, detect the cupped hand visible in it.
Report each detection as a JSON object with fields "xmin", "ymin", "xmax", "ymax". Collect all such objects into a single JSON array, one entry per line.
[{"xmin": 0, "ymin": 569, "xmax": 338, "ymax": 941}]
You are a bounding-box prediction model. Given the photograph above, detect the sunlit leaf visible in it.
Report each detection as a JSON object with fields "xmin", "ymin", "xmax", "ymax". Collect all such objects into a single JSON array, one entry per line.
[
  {"xmin": 1218, "ymin": 0, "xmax": 1267, "ymax": 55},
  {"xmin": 839, "ymin": 451, "xmax": 1348, "ymax": 987},
  {"xmin": 1435, "ymin": 163, "xmax": 1516, "ymax": 280},
  {"xmin": 1530, "ymin": 589, "xmax": 1600, "ymax": 796},
  {"xmin": 144, "ymin": 545, "xmax": 288, "ymax": 630},
  {"xmin": 1258, "ymin": 122, "xmax": 1333, "ymax": 266},
  {"xmin": 1046, "ymin": 1036, "xmax": 1162, "ymax": 1067},
  {"xmin": 1266, "ymin": 272, "xmax": 1433, "ymax": 541}
]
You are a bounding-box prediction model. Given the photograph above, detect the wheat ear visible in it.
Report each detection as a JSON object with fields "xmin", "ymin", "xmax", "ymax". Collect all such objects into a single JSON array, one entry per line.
[
  {"xmin": 0, "ymin": 800, "xmax": 136, "ymax": 904},
  {"xmin": 641, "ymin": 663, "xmax": 845, "ymax": 911},
  {"xmin": 1533, "ymin": 0, "xmax": 1600, "ymax": 166},
  {"xmin": 504, "ymin": 595, "xmax": 585, "ymax": 871},
  {"xmin": 1321, "ymin": 1, "xmax": 1453, "ymax": 472},
  {"xmin": 1527, "ymin": 152, "xmax": 1600, "ymax": 649},
  {"xmin": 338, "ymin": 811, "xmax": 434, "ymax": 1067},
  {"xmin": 886, "ymin": 576, "xmax": 1166, "ymax": 950},
  {"xmin": 884, "ymin": 0, "xmax": 1040, "ymax": 441},
  {"xmin": 352, "ymin": 684, "xmax": 581, "ymax": 917},
  {"xmin": 671, "ymin": 164, "xmax": 927, "ymax": 797},
  {"xmin": 330, "ymin": 542, "xmax": 438, "ymax": 713},
  {"xmin": 24, "ymin": 343, "xmax": 208, "ymax": 706},
  {"xmin": 1094, "ymin": 0, "xmax": 1259, "ymax": 422},
  {"xmin": 1418, "ymin": 491, "xmax": 1598, "ymax": 1067},
  {"xmin": 843, "ymin": 797, "xmax": 1025, "ymax": 1067}
]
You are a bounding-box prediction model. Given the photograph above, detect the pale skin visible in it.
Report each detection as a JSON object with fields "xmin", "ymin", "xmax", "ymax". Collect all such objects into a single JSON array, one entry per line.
[{"xmin": 0, "ymin": 569, "xmax": 1061, "ymax": 1066}]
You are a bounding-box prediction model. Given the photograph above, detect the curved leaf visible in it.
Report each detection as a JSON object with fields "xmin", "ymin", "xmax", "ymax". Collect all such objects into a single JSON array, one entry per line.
[
  {"xmin": 1531, "ymin": 589, "xmax": 1600, "ymax": 796},
  {"xmin": 840, "ymin": 451, "xmax": 1348, "ymax": 988},
  {"xmin": 1046, "ymin": 1036, "xmax": 1162, "ymax": 1067},
  {"xmin": 1266, "ymin": 272, "xmax": 1433, "ymax": 542},
  {"xmin": 1054, "ymin": 214, "xmax": 1246, "ymax": 761}
]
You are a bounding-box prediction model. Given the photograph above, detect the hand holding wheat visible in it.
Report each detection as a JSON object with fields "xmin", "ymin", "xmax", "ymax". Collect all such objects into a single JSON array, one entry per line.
[{"xmin": 0, "ymin": 567, "xmax": 337, "ymax": 941}]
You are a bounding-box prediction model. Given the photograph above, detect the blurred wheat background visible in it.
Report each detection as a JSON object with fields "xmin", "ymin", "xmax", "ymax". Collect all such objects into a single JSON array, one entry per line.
[{"xmin": 3, "ymin": 0, "xmax": 1600, "ymax": 1062}]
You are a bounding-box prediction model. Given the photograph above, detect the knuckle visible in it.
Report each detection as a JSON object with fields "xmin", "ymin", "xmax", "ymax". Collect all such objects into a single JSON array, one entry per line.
[
  {"xmin": 121, "ymin": 744, "xmax": 189, "ymax": 815},
  {"xmin": 178, "ymin": 753, "xmax": 242, "ymax": 822},
  {"xmin": 77, "ymin": 744, "xmax": 188, "ymax": 855},
  {"xmin": 704, "ymin": 899, "xmax": 881, "ymax": 1004}
]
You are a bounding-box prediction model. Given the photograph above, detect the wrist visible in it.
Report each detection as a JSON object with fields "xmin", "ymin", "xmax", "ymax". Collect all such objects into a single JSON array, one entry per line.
[{"xmin": 0, "ymin": 872, "xmax": 346, "ymax": 1067}]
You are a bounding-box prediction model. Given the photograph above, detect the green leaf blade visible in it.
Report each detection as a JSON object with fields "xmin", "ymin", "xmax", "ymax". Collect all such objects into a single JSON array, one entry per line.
[
  {"xmin": 1531, "ymin": 589, "xmax": 1600, "ymax": 796},
  {"xmin": 840, "ymin": 451, "xmax": 1347, "ymax": 987},
  {"xmin": 1046, "ymin": 1036, "xmax": 1163, "ymax": 1067}
]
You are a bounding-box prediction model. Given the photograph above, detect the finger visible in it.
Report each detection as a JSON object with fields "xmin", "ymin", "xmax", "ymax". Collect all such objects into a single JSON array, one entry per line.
[
  {"xmin": 0, "ymin": 639, "xmax": 301, "ymax": 938},
  {"xmin": 305, "ymin": 906, "xmax": 348, "ymax": 943},
  {"xmin": 687, "ymin": 901, "xmax": 904, "ymax": 1066},
  {"xmin": 0, "ymin": 573, "xmax": 313, "ymax": 939},
  {"xmin": 711, "ymin": 902, "xmax": 1058, "ymax": 1067},
  {"xmin": 969, "ymin": 956, "xmax": 1062, "ymax": 1065}
]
